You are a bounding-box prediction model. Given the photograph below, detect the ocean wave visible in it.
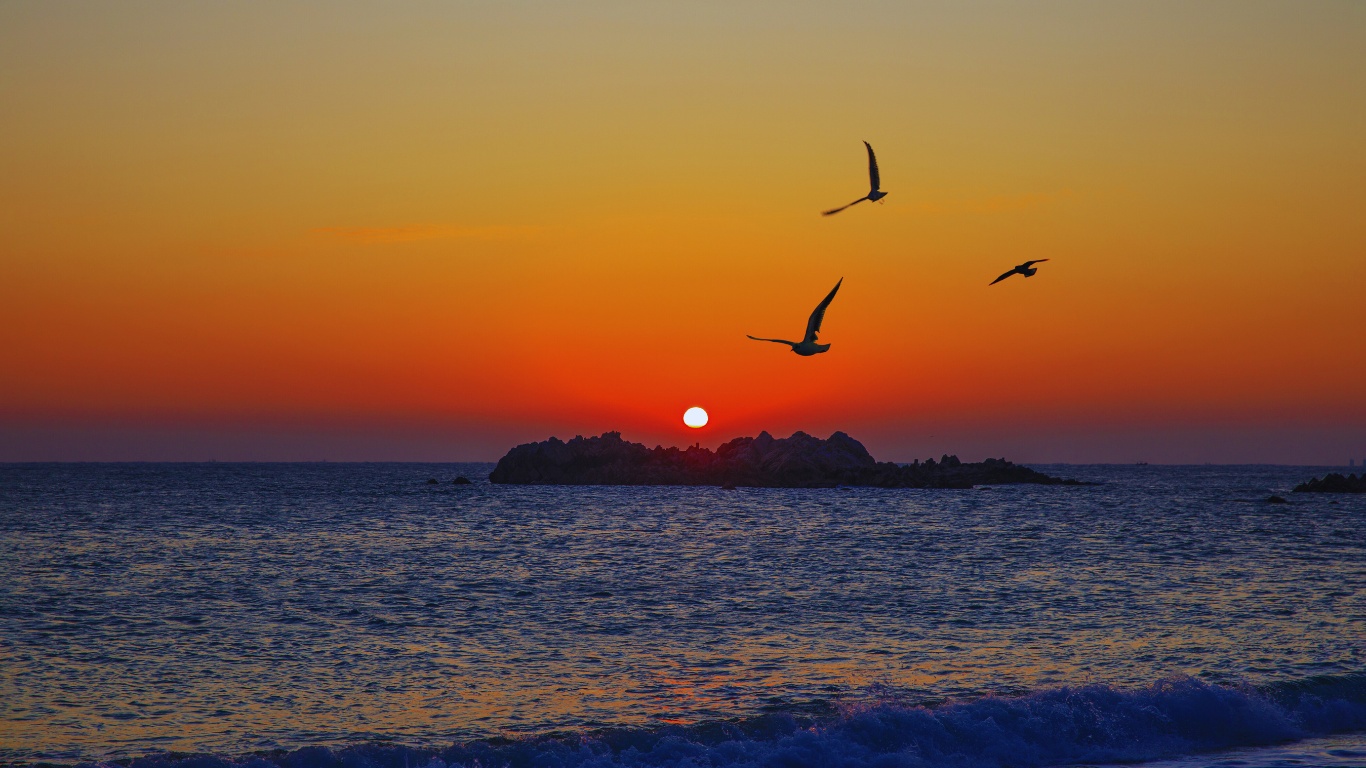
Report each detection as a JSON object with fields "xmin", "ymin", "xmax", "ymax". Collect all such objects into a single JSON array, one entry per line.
[{"xmin": 66, "ymin": 674, "xmax": 1366, "ymax": 768}]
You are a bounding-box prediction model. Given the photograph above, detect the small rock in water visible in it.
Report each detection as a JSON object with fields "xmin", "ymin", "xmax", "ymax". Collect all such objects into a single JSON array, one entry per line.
[
  {"xmin": 453, "ymin": 477, "xmax": 472, "ymax": 485},
  {"xmin": 425, "ymin": 478, "xmax": 439, "ymax": 485},
  {"xmin": 1265, "ymin": 495, "xmax": 1289, "ymax": 504}
]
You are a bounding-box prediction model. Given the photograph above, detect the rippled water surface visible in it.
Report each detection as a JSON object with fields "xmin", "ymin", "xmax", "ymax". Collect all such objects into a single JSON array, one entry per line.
[
  {"xmin": 1, "ymin": 463, "xmax": 1363, "ymax": 765},
  {"xmin": 1110, "ymin": 734, "xmax": 1366, "ymax": 768}
]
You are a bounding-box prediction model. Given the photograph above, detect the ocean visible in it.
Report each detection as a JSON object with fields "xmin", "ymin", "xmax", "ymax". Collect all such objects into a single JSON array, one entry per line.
[{"xmin": 1, "ymin": 463, "xmax": 1363, "ymax": 768}]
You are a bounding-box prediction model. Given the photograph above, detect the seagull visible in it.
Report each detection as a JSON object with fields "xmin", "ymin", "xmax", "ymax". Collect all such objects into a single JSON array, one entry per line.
[
  {"xmin": 822, "ymin": 141, "xmax": 887, "ymax": 215},
  {"xmin": 748, "ymin": 278, "xmax": 843, "ymax": 356},
  {"xmin": 990, "ymin": 259, "xmax": 1050, "ymax": 285}
]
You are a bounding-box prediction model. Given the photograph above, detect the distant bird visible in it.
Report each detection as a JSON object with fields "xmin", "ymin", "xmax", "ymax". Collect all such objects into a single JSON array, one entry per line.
[
  {"xmin": 990, "ymin": 259, "xmax": 1050, "ymax": 285},
  {"xmin": 822, "ymin": 141, "xmax": 887, "ymax": 215},
  {"xmin": 748, "ymin": 278, "xmax": 843, "ymax": 356}
]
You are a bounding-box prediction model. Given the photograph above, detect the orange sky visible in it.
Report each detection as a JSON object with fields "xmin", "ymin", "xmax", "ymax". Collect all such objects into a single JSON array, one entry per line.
[{"xmin": 2, "ymin": 2, "xmax": 1364, "ymax": 462}]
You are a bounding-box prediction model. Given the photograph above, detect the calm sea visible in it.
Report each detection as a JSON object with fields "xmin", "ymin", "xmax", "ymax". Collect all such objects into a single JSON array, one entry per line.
[{"xmin": 1, "ymin": 463, "xmax": 1363, "ymax": 768}]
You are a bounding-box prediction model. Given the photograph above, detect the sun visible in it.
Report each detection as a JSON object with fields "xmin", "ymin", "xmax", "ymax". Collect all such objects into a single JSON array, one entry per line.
[{"xmin": 683, "ymin": 406, "xmax": 708, "ymax": 429}]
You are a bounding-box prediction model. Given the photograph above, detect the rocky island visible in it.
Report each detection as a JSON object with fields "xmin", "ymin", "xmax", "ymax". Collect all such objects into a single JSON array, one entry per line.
[
  {"xmin": 1293, "ymin": 473, "xmax": 1366, "ymax": 493},
  {"xmin": 488, "ymin": 430, "xmax": 1083, "ymax": 488}
]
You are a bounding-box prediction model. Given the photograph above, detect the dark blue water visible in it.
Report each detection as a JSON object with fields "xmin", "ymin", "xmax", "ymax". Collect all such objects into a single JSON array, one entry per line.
[{"xmin": 1, "ymin": 463, "xmax": 1363, "ymax": 767}]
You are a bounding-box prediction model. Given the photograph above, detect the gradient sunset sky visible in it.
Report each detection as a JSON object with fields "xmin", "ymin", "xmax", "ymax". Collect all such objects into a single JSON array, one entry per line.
[{"xmin": 2, "ymin": 2, "xmax": 1363, "ymax": 463}]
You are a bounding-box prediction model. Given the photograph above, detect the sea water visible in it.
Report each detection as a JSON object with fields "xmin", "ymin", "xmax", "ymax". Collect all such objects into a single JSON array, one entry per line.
[{"xmin": 1, "ymin": 463, "xmax": 1362, "ymax": 767}]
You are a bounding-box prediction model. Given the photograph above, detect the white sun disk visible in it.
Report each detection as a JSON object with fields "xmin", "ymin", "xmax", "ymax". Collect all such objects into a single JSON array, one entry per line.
[{"xmin": 683, "ymin": 407, "xmax": 708, "ymax": 428}]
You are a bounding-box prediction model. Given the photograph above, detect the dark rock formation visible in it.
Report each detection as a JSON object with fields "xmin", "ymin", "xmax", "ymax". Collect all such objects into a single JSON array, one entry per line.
[
  {"xmin": 1293, "ymin": 473, "xmax": 1366, "ymax": 493},
  {"xmin": 452, "ymin": 477, "xmax": 473, "ymax": 485},
  {"xmin": 1265, "ymin": 495, "xmax": 1289, "ymax": 504},
  {"xmin": 425, "ymin": 478, "xmax": 439, "ymax": 485},
  {"xmin": 489, "ymin": 430, "xmax": 1082, "ymax": 489}
]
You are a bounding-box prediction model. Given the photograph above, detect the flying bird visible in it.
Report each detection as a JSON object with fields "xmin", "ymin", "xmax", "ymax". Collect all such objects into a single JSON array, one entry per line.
[
  {"xmin": 822, "ymin": 141, "xmax": 887, "ymax": 215},
  {"xmin": 990, "ymin": 259, "xmax": 1050, "ymax": 285},
  {"xmin": 748, "ymin": 278, "xmax": 843, "ymax": 356}
]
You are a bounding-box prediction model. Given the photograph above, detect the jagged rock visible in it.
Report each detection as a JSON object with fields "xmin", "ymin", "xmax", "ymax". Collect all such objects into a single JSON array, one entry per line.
[
  {"xmin": 1293, "ymin": 473, "xmax": 1366, "ymax": 493},
  {"xmin": 488, "ymin": 431, "xmax": 1082, "ymax": 489}
]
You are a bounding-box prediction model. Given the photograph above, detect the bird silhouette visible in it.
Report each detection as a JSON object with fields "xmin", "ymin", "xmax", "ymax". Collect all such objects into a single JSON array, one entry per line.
[
  {"xmin": 822, "ymin": 141, "xmax": 887, "ymax": 215},
  {"xmin": 748, "ymin": 278, "xmax": 843, "ymax": 356},
  {"xmin": 990, "ymin": 259, "xmax": 1049, "ymax": 285}
]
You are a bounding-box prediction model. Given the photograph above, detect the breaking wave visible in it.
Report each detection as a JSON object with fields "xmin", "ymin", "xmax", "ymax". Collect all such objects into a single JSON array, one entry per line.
[{"xmin": 74, "ymin": 674, "xmax": 1366, "ymax": 768}]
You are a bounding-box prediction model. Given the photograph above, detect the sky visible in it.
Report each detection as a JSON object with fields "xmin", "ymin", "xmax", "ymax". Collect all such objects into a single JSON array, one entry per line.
[{"xmin": 1, "ymin": 2, "xmax": 1364, "ymax": 464}]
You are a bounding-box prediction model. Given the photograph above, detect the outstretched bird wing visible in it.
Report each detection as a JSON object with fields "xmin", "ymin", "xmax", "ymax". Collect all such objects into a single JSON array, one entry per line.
[
  {"xmin": 1021, "ymin": 259, "xmax": 1050, "ymax": 268},
  {"xmin": 822, "ymin": 197, "xmax": 868, "ymax": 216},
  {"xmin": 989, "ymin": 268, "xmax": 1017, "ymax": 285},
  {"xmin": 864, "ymin": 141, "xmax": 881, "ymax": 192},
  {"xmin": 747, "ymin": 335, "xmax": 797, "ymax": 348},
  {"xmin": 803, "ymin": 278, "xmax": 843, "ymax": 343}
]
